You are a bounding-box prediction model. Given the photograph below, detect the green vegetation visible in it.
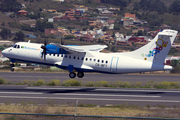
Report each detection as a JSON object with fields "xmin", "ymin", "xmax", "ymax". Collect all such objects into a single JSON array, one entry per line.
[
  {"xmin": 101, "ymin": 0, "xmax": 130, "ymax": 8},
  {"xmin": 0, "ymin": 78, "xmax": 6, "ymax": 84},
  {"xmin": 13, "ymin": 31, "xmax": 25, "ymax": 41},
  {"xmin": 62, "ymin": 79, "xmax": 82, "ymax": 86},
  {"xmin": 0, "ymin": 0, "xmax": 21, "ymax": 12},
  {"xmin": 1, "ymin": 101, "xmax": 180, "ymax": 118},
  {"xmin": 48, "ymin": 79, "xmax": 61, "ymax": 86},
  {"xmin": 134, "ymin": 0, "xmax": 167, "ymax": 13},
  {"xmin": 1, "ymin": 77, "xmax": 180, "ymax": 89},
  {"xmin": 0, "ymin": 28, "xmax": 12, "ymax": 40}
]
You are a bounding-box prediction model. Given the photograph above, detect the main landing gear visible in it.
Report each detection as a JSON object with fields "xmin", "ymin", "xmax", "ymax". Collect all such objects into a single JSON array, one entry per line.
[{"xmin": 69, "ymin": 72, "xmax": 84, "ymax": 78}]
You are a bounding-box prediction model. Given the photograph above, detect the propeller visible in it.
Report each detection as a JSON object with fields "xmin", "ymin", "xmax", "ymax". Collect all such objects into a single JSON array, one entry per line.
[
  {"xmin": 61, "ymin": 36, "xmax": 64, "ymax": 45},
  {"xmin": 61, "ymin": 36, "xmax": 64, "ymax": 51},
  {"xmin": 41, "ymin": 38, "xmax": 48, "ymax": 61}
]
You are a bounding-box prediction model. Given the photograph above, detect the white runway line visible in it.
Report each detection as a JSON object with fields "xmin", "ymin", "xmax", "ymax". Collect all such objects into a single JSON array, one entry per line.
[
  {"xmin": 54, "ymin": 93, "xmax": 161, "ymax": 98},
  {"xmin": 0, "ymin": 92, "xmax": 43, "ymax": 94},
  {"xmin": 26, "ymin": 87, "xmax": 180, "ymax": 93},
  {"xmin": 0, "ymin": 96, "xmax": 179, "ymax": 103}
]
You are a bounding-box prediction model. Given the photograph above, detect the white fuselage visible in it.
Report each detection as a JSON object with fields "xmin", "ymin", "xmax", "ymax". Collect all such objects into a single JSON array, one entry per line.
[{"xmin": 2, "ymin": 42, "xmax": 170, "ymax": 74}]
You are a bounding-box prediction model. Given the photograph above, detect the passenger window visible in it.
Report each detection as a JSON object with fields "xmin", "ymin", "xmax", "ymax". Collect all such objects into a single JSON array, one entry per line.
[
  {"xmin": 90, "ymin": 58, "xmax": 92, "ymax": 61},
  {"xmin": 69, "ymin": 56, "xmax": 71, "ymax": 58},
  {"xmin": 17, "ymin": 45, "xmax": 20, "ymax": 49},
  {"xmin": 78, "ymin": 57, "xmax": 80, "ymax": 60},
  {"xmin": 54, "ymin": 54, "xmax": 55, "ymax": 56},
  {"xmin": 86, "ymin": 58, "xmax": 88, "ymax": 61},
  {"xmin": 61, "ymin": 54, "xmax": 63, "ymax": 57},
  {"xmin": 102, "ymin": 60, "xmax": 104, "ymax": 63},
  {"xmin": 94, "ymin": 59, "xmax": 96, "ymax": 62},
  {"xmin": 98, "ymin": 60, "xmax": 100, "ymax": 62},
  {"xmin": 106, "ymin": 61, "xmax": 108, "ymax": 63},
  {"xmin": 49, "ymin": 54, "xmax": 51, "ymax": 56},
  {"xmin": 57, "ymin": 54, "xmax": 59, "ymax": 57},
  {"xmin": 82, "ymin": 57, "xmax": 84, "ymax": 60},
  {"xmin": 74, "ymin": 56, "xmax": 76, "ymax": 59},
  {"xmin": 65, "ymin": 55, "xmax": 67, "ymax": 58}
]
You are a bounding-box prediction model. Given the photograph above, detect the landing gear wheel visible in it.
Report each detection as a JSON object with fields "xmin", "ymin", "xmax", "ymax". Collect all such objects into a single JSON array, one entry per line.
[
  {"xmin": 69, "ymin": 72, "xmax": 76, "ymax": 78},
  {"xmin": 77, "ymin": 72, "xmax": 84, "ymax": 78},
  {"xmin": 10, "ymin": 64, "xmax": 15, "ymax": 67},
  {"xmin": 11, "ymin": 68, "xmax": 14, "ymax": 72}
]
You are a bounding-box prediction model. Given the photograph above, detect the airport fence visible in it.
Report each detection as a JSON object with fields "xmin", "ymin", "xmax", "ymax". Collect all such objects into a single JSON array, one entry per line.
[{"xmin": 0, "ymin": 113, "xmax": 180, "ymax": 120}]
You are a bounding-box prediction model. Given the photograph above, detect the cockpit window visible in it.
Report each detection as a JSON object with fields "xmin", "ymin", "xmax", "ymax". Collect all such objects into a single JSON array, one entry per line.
[
  {"xmin": 12, "ymin": 44, "xmax": 20, "ymax": 49},
  {"xmin": 13, "ymin": 45, "xmax": 17, "ymax": 48},
  {"xmin": 17, "ymin": 45, "xmax": 20, "ymax": 49}
]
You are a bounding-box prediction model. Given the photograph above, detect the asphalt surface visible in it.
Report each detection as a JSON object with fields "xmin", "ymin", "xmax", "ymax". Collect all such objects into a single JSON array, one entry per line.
[
  {"xmin": 0, "ymin": 72, "xmax": 180, "ymax": 83},
  {"xmin": 0, "ymin": 85, "xmax": 180, "ymax": 106},
  {"xmin": 0, "ymin": 72, "xmax": 180, "ymax": 106}
]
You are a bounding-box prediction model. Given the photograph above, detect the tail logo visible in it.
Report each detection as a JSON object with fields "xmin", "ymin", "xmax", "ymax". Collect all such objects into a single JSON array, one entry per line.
[{"xmin": 142, "ymin": 38, "xmax": 168, "ymax": 60}]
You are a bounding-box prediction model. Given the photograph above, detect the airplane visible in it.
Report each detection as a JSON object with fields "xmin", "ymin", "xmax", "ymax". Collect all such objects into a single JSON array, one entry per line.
[{"xmin": 1, "ymin": 29, "xmax": 178, "ymax": 78}]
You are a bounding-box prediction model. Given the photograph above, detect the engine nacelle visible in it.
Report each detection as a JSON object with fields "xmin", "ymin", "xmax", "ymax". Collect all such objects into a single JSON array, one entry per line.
[{"xmin": 45, "ymin": 44, "xmax": 68, "ymax": 54}]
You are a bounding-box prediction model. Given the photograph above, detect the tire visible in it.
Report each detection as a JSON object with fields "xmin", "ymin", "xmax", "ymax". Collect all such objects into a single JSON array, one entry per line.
[
  {"xmin": 77, "ymin": 72, "xmax": 84, "ymax": 78},
  {"xmin": 69, "ymin": 72, "xmax": 76, "ymax": 78},
  {"xmin": 11, "ymin": 68, "xmax": 14, "ymax": 72},
  {"xmin": 10, "ymin": 64, "xmax": 15, "ymax": 67}
]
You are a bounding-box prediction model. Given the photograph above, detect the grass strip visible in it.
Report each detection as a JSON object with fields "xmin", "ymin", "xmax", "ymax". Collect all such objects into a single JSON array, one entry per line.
[
  {"xmin": 1, "ymin": 78, "xmax": 180, "ymax": 89},
  {"xmin": 0, "ymin": 102, "xmax": 180, "ymax": 118}
]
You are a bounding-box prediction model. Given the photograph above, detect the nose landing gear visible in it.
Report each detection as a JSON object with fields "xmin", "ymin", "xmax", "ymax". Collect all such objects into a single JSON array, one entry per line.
[{"xmin": 10, "ymin": 62, "xmax": 15, "ymax": 72}]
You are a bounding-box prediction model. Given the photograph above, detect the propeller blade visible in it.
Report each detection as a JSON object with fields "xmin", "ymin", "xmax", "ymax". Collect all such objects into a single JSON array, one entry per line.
[
  {"xmin": 41, "ymin": 52, "xmax": 43, "ymax": 61},
  {"xmin": 44, "ymin": 50, "xmax": 46, "ymax": 61},
  {"xmin": 40, "ymin": 38, "xmax": 48, "ymax": 61}
]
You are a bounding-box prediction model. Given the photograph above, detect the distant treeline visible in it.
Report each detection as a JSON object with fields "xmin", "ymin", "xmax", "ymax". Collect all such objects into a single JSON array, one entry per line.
[
  {"xmin": 100, "ymin": 0, "xmax": 131, "ymax": 8},
  {"xmin": 101, "ymin": 0, "xmax": 180, "ymax": 15}
]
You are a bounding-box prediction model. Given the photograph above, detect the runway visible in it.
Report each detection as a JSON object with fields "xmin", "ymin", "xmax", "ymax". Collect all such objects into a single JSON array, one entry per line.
[
  {"xmin": 0, "ymin": 85, "xmax": 180, "ymax": 106},
  {"xmin": 0, "ymin": 72, "xmax": 180, "ymax": 83},
  {"xmin": 0, "ymin": 72, "xmax": 180, "ymax": 106}
]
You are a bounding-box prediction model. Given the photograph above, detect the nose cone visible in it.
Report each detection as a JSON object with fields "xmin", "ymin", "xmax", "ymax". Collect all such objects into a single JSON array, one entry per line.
[{"xmin": 1, "ymin": 48, "xmax": 9, "ymax": 57}]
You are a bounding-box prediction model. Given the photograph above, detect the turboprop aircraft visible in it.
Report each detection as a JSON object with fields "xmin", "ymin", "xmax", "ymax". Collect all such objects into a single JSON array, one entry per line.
[{"xmin": 2, "ymin": 29, "xmax": 178, "ymax": 78}]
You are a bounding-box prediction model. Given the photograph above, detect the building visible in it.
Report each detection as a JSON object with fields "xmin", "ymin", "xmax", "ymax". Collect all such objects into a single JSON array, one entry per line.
[
  {"xmin": 64, "ymin": 11, "xmax": 74, "ymax": 18},
  {"xmin": 97, "ymin": 6, "xmax": 108, "ymax": 11},
  {"xmin": 125, "ymin": 13, "xmax": 136, "ymax": 19},
  {"xmin": 18, "ymin": 10, "xmax": 28, "ymax": 15},
  {"xmin": 121, "ymin": 18, "xmax": 134, "ymax": 27},
  {"xmin": 101, "ymin": 10, "xmax": 113, "ymax": 16},
  {"xmin": 47, "ymin": 9, "xmax": 57, "ymax": 13},
  {"xmin": 45, "ymin": 29, "xmax": 58, "ymax": 36}
]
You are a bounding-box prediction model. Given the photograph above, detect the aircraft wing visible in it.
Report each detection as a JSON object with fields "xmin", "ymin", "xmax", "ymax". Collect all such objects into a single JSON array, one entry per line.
[{"xmin": 50, "ymin": 43, "xmax": 107, "ymax": 54}]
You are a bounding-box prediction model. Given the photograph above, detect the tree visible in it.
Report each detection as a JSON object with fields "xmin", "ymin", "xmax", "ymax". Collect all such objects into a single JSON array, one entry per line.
[
  {"xmin": 135, "ymin": 0, "xmax": 167, "ymax": 13},
  {"xmin": 83, "ymin": 28, "xmax": 87, "ymax": 31},
  {"xmin": 169, "ymin": 0, "xmax": 180, "ymax": 14},
  {"xmin": 80, "ymin": 37, "xmax": 85, "ymax": 41},
  {"xmin": 0, "ymin": 0, "xmax": 22, "ymax": 12},
  {"xmin": 0, "ymin": 28, "xmax": 12, "ymax": 40},
  {"xmin": 35, "ymin": 20, "xmax": 54, "ymax": 32},
  {"xmin": 90, "ymin": 26, "xmax": 94, "ymax": 30},
  {"xmin": 136, "ymin": 30, "xmax": 144, "ymax": 36},
  {"xmin": 13, "ymin": 31, "xmax": 25, "ymax": 41},
  {"xmin": 64, "ymin": 35, "xmax": 76, "ymax": 39},
  {"xmin": 102, "ymin": 26, "xmax": 108, "ymax": 31},
  {"xmin": 1, "ymin": 22, "xmax": 5, "ymax": 26},
  {"xmin": 114, "ymin": 24, "xmax": 120, "ymax": 30},
  {"xmin": 111, "ymin": 32, "xmax": 115, "ymax": 38}
]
